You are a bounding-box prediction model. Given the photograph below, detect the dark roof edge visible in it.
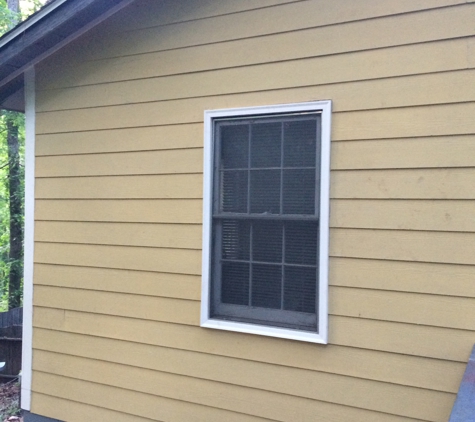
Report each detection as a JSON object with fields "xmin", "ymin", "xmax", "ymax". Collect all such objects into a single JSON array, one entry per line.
[
  {"xmin": 0, "ymin": 0, "xmax": 134, "ymax": 111},
  {"xmin": 0, "ymin": 0, "xmax": 68, "ymax": 49}
]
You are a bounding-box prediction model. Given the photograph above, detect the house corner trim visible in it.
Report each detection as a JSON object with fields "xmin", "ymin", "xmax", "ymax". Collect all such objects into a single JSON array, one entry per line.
[{"xmin": 21, "ymin": 66, "xmax": 35, "ymax": 411}]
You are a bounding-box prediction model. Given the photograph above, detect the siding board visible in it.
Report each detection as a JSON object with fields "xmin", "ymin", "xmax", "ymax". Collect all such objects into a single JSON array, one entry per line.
[
  {"xmin": 35, "ymin": 124, "xmax": 202, "ymax": 156},
  {"xmin": 331, "ymin": 315, "xmax": 475, "ymax": 362},
  {"xmin": 36, "ymin": 100, "xmax": 475, "ymax": 136},
  {"xmin": 332, "ymin": 136, "xmax": 475, "ymax": 170},
  {"xmin": 36, "ymin": 168, "xmax": 475, "ymax": 201},
  {"xmin": 331, "ymin": 286, "xmax": 475, "ymax": 330},
  {"xmin": 32, "ymin": 373, "xmax": 270, "ymax": 422},
  {"xmin": 33, "ymin": 350, "xmax": 454, "ymax": 422},
  {"xmin": 110, "ymin": 0, "xmax": 298, "ymax": 31},
  {"xmin": 35, "ymin": 221, "xmax": 201, "ymax": 249},
  {"xmin": 333, "ymin": 102, "xmax": 475, "ymax": 141},
  {"xmin": 35, "ymin": 174, "xmax": 203, "ymax": 199},
  {"xmin": 39, "ymin": 0, "xmax": 474, "ymax": 64},
  {"xmin": 31, "ymin": 393, "xmax": 159, "ymax": 422},
  {"xmin": 36, "ymin": 133, "xmax": 475, "ymax": 165},
  {"xmin": 331, "ymin": 199, "xmax": 475, "ymax": 232},
  {"xmin": 34, "ymin": 286, "xmax": 198, "ymax": 326},
  {"xmin": 35, "ymin": 264, "xmax": 201, "ymax": 300},
  {"xmin": 36, "ymin": 67, "xmax": 475, "ymax": 113},
  {"xmin": 31, "ymin": 371, "xmax": 428, "ymax": 422},
  {"xmin": 332, "ymin": 168, "xmax": 475, "ymax": 199},
  {"xmin": 331, "ymin": 228, "xmax": 475, "ymax": 265},
  {"xmin": 35, "ymin": 199, "xmax": 203, "ymax": 224},
  {"xmin": 32, "ymin": 307, "xmax": 475, "ymax": 363},
  {"xmin": 34, "ymin": 282, "xmax": 475, "ymax": 332},
  {"xmin": 33, "ymin": 328, "xmax": 465, "ymax": 395},
  {"xmin": 34, "ymin": 242, "xmax": 202, "ymax": 275},
  {"xmin": 37, "ymin": 34, "xmax": 473, "ymax": 93},
  {"xmin": 106, "ymin": 0, "xmax": 470, "ymax": 34},
  {"xmin": 331, "ymin": 257, "xmax": 475, "ymax": 298},
  {"xmin": 36, "ymin": 148, "xmax": 203, "ymax": 177},
  {"xmin": 35, "ymin": 199, "xmax": 475, "ymax": 244}
]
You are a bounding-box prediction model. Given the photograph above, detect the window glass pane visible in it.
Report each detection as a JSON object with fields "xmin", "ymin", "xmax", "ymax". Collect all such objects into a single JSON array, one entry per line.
[
  {"xmin": 251, "ymin": 264, "xmax": 282, "ymax": 309},
  {"xmin": 283, "ymin": 119, "xmax": 317, "ymax": 168},
  {"xmin": 221, "ymin": 170, "xmax": 248, "ymax": 213},
  {"xmin": 283, "ymin": 169, "xmax": 315, "ymax": 215},
  {"xmin": 221, "ymin": 124, "xmax": 249, "ymax": 169},
  {"xmin": 222, "ymin": 262, "xmax": 250, "ymax": 305},
  {"xmin": 285, "ymin": 221, "xmax": 318, "ymax": 265},
  {"xmin": 250, "ymin": 169, "xmax": 280, "ymax": 214},
  {"xmin": 284, "ymin": 266, "xmax": 316, "ymax": 313},
  {"xmin": 250, "ymin": 122, "xmax": 281, "ymax": 168},
  {"xmin": 222, "ymin": 220, "xmax": 250, "ymax": 260},
  {"xmin": 253, "ymin": 220, "xmax": 282, "ymax": 263},
  {"xmin": 211, "ymin": 107, "xmax": 325, "ymax": 334}
]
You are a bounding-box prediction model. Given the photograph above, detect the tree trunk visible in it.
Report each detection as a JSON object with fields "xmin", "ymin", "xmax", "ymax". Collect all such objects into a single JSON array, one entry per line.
[
  {"xmin": 6, "ymin": 117, "xmax": 22, "ymax": 310},
  {"xmin": 6, "ymin": 0, "xmax": 19, "ymax": 14}
]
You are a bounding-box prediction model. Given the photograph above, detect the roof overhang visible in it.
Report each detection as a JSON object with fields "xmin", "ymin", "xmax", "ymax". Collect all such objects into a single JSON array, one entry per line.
[{"xmin": 0, "ymin": 0, "xmax": 134, "ymax": 112}]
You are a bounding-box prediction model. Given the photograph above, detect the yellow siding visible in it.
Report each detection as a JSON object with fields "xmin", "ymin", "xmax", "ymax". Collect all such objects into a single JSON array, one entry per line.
[
  {"xmin": 36, "ymin": 36, "xmax": 473, "ymax": 95},
  {"xmin": 32, "ymin": 374, "xmax": 272, "ymax": 422},
  {"xmin": 35, "ymin": 222, "xmax": 202, "ymax": 249},
  {"xmin": 31, "ymin": 0, "xmax": 475, "ymax": 421},
  {"xmin": 33, "ymin": 350, "xmax": 454, "ymax": 422},
  {"xmin": 36, "ymin": 68, "xmax": 475, "ymax": 115},
  {"xmin": 36, "ymin": 174, "xmax": 203, "ymax": 199},
  {"xmin": 33, "ymin": 307, "xmax": 475, "ymax": 366},
  {"xmin": 35, "ymin": 199, "xmax": 203, "ymax": 223},
  {"xmin": 35, "ymin": 124, "xmax": 203, "ymax": 156},
  {"xmin": 330, "ymin": 257, "xmax": 475, "ymax": 298},
  {"xmin": 34, "ymin": 243, "xmax": 202, "ymax": 275},
  {"xmin": 34, "ymin": 263, "xmax": 201, "ymax": 300},
  {"xmin": 33, "ymin": 328, "xmax": 463, "ymax": 395},
  {"xmin": 36, "ymin": 148, "xmax": 203, "ymax": 177},
  {"xmin": 35, "ymin": 0, "xmax": 473, "ymax": 88}
]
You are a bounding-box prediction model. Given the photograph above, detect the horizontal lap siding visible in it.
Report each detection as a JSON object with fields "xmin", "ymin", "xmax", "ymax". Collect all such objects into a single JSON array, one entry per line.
[
  {"xmin": 31, "ymin": 0, "xmax": 475, "ymax": 421},
  {"xmin": 31, "ymin": 350, "xmax": 453, "ymax": 422}
]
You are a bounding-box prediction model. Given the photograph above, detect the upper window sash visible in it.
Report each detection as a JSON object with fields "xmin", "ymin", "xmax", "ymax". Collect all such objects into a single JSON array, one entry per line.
[{"xmin": 213, "ymin": 114, "xmax": 322, "ymax": 218}]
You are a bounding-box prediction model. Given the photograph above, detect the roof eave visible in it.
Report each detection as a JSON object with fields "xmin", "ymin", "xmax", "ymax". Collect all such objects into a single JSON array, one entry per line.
[
  {"xmin": 0, "ymin": 0, "xmax": 134, "ymax": 112},
  {"xmin": 0, "ymin": 0, "xmax": 69, "ymax": 50}
]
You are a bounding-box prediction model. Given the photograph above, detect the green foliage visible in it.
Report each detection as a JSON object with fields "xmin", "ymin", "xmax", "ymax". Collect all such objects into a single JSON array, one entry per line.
[
  {"xmin": 0, "ymin": 1, "xmax": 20, "ymax": 33},
  {"xmin": 0, "ymin": 115, "xmax": 10, "ymax": 310},
  {"xmin": 0, "ymin": 112, "xmax": 25, "ymax": 311},
  {"xmin": 0, "ymin": 1, "xmax": 42, "ymax": 310},
  {"xmin": 0, "ymin": 0, "xmax": 45, "ymax": 35}
]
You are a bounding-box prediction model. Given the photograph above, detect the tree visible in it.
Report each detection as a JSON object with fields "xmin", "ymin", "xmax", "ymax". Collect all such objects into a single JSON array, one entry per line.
[
  {"xmin": 0, "ymin": 0, "xmax": 43, "ymax": 310},
  {"xmin": 2, "ymin": 0, "xmax": 22, "ymax": 310},
  {"xmin": 5, "ymin": 112, "xmax": 23, "ymax": 309}
]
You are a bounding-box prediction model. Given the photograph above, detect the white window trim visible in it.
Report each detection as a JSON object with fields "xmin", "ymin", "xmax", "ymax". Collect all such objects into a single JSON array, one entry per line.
[{"xmin": 201, "ymin": 100, "xmax": 331, "ymax": 344}]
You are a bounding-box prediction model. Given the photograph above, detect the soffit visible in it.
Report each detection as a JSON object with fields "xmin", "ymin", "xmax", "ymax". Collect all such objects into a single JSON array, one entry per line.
[{"xmin": 0, "ymin": 0, "xmax": 133, "ymax": 111}]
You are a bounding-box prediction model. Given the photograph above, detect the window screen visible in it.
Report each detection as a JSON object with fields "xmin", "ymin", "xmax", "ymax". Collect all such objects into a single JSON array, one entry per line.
[{"xmin": 210, "ymin": 113, "xmax": 321, "ymax": 332}]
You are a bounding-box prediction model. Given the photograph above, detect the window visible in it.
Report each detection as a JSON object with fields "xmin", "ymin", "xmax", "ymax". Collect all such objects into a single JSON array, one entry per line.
[{"xmin": 201, "ymin": 101, "xmax": 331, "ymax": 343}]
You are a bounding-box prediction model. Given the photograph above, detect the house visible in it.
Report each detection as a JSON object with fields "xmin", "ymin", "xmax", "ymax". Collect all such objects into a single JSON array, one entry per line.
[{"xmin": 0, "ymin": 0, "xmax": 475, "ymax": 421}]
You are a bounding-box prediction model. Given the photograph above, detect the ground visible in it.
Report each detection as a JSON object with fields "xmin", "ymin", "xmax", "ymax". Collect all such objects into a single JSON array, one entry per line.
[{"xmin": 0, "ymin": 380, "xmax": 21, "ymax": 422}]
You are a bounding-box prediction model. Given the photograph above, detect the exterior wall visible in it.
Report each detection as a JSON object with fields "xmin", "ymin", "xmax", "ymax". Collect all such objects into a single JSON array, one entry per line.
[{"xmin": 31, "ymin": 0, "xmax": 475, "ymax": 421}]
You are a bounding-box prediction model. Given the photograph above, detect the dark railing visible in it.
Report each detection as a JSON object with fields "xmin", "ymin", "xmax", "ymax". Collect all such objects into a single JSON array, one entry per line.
[{"xmin": 0, "ymin": 307, "xmax": 22, "ymax": 379}]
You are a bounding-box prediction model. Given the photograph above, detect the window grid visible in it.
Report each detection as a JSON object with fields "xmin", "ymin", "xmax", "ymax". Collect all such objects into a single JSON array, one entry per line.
[
  {"xmin": 219, "ymin": 221, "xmax": 318, "ymax": 311},
  {"xmin": 216, "ymin": 117, "xmax": 319, "ymax": 218},
  {"xmin": 211, "ymin": 113, "xmax": 321, "ymax": 331}
]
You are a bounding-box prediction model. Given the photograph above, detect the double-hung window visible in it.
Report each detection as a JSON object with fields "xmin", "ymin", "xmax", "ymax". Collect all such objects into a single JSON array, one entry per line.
[{"xmin": 201, "ymin": 101, "xmax": 331, "ymax": 343}]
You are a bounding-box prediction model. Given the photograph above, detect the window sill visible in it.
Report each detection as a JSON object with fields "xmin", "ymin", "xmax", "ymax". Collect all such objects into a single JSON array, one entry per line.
[{"xmin": 201, "ymin": 317, "xmax": 328, "ymax": 344}]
